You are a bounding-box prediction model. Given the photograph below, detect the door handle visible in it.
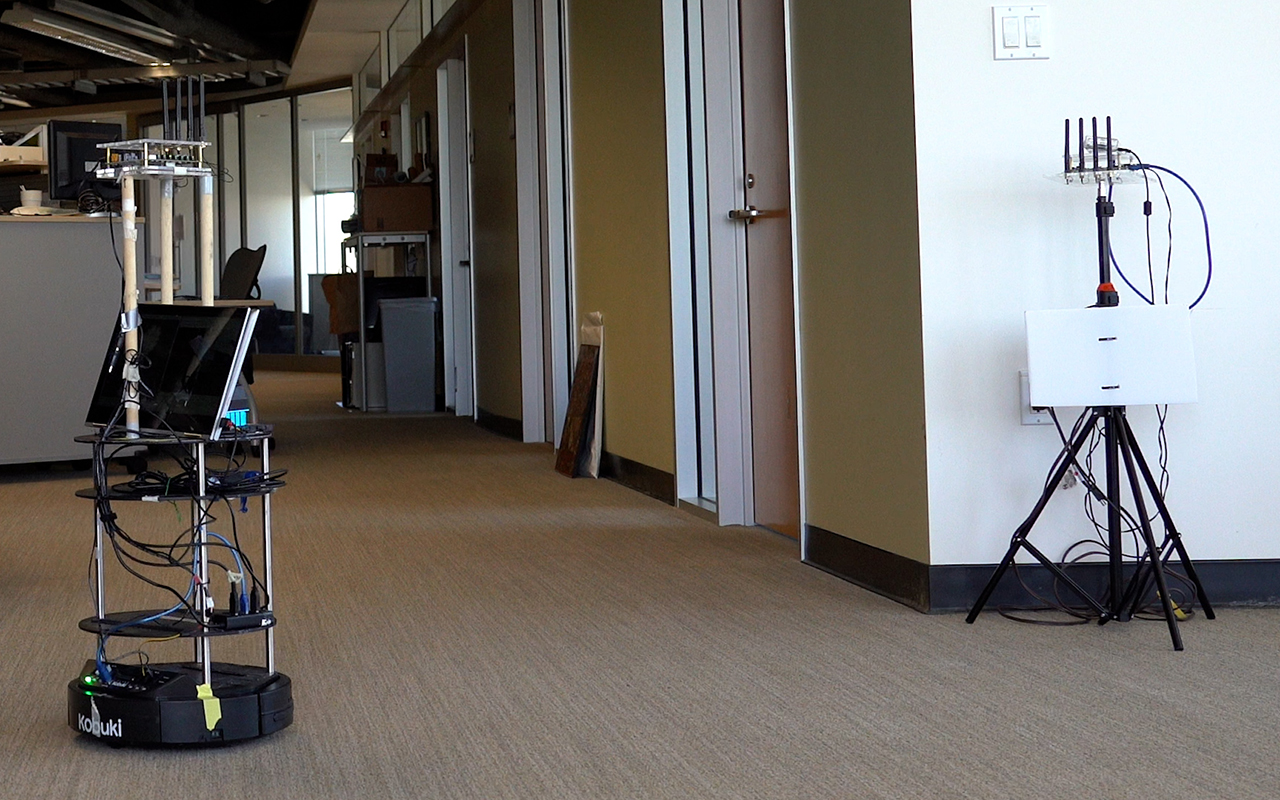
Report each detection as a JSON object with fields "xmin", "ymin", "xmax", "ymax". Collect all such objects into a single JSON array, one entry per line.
[{"xmin": 728, "ymin": 205, "xmax": 787, "ymax": 223}]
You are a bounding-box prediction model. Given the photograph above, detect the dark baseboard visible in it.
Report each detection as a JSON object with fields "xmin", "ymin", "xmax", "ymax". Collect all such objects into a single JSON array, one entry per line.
[
  {"xmin": 803, "ymin": 526, "xmax": 1280, "ymax": 613},
  {"xmin": 475, "ymin": 407, "xmax": 523, "ymax": 440},
  {"xmin": 930, "ymin": 559, "xmax": 1280, "ymax": 613},
  {"xmin": 928, "ymin": 562, "xmax": 1113, "ymax": 613},
  {"xmin": 804, "ymin": 525, "xmax": 930, "ymax": 611},
  {"xmin": 600, "ymin": 451, "xmax": 676, "ymax": 505}
]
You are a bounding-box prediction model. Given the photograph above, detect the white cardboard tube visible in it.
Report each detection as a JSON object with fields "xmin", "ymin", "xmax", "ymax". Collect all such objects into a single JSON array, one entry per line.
[
  {"xmin": 121, "ymin": 176, "xmax": 139, "ymax": 434},
  {"xmin": 160, "ymin": 178, "xmax": 174, "ymax": 304},
  {"xmin": 200, "ymin": 175, "xmax": 214, "ymax": 306}
]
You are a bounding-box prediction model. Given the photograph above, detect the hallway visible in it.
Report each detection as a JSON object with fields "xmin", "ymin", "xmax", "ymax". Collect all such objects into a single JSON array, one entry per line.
[{"xmin": 1, "ymin": 372, "xmax": 1278, "ymax": 798}]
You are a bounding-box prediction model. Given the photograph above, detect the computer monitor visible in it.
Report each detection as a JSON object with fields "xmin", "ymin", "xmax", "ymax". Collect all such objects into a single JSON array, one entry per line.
[
  {"xmin": 47, "ymin": 120, "xmax": 123, "ymax": 202},
  {"xmin": 85, "ymin": 304, "xmax": 260, "ymax": 441}
]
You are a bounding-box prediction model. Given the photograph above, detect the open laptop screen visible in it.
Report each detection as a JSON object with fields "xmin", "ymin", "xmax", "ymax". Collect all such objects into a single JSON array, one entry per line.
[{"xmin": 85, "ymin": 304, "xmax": 258, "ymax": 440}]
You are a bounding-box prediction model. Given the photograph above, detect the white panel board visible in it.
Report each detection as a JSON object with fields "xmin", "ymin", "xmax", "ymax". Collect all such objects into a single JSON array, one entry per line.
[{"xmin": 1026, "ymin": 305, "xmax": 1197, "ymax": 408}]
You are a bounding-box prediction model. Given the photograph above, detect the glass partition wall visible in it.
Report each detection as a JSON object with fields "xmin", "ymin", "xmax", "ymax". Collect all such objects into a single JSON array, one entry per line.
[
  {"xmin": 243, "ymin": 97, "xmax": 296, "ymax": 354},
  {"xmin": 140, "ymin": 84, "xmax": 354, "ymax": 360},
  {"xmin": 298, "ymin": 88, "xmax": 355, "ymax": 355}
]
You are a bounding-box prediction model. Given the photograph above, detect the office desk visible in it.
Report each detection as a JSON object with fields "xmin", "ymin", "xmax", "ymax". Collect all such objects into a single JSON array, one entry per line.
[{"xmin": 0, "ymin": 215, "xmax": 143, "ymax": 464}]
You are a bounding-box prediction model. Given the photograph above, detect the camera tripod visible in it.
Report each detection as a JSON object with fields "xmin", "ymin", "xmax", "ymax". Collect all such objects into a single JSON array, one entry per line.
[
  {"xmin": 964, "ymin": 402, "xmax": 1213, "ymax": 650},
  {"xmin": 967, "ymin": 124, "xmax": 1213, "ymax": 649}
]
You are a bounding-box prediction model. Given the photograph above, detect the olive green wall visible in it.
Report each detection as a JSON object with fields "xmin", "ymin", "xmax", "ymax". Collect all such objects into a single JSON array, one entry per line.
[
  {"xmin": 566, "ymin": 0, "xmax": 675, "ymax": 474},
  {"xmin": 791, "ymin": 0, "xmax": 930, "ymax": 562},
  {"xmin": 467, "ymin": 0, "xmax": 523, "ymax": 422}
]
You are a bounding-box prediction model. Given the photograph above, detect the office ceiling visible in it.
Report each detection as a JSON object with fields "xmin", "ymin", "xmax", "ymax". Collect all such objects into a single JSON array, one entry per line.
[
  {"xmin": 0, "ymin": 0, "xmax": 309, "ymax": 110},
  {"xmin": 288, "ymin": 0, "xmax": 407, "ymax": 87}
]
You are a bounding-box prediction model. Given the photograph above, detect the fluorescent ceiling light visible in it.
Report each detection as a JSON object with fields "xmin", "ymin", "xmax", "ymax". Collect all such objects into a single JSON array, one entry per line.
[
  {"xmin": 51, "ymin": 0, "xmax": 180, "ymax": 50},
  {"xmin": 1, "ymin": 3, "xmax": 167, "ymax": 65},
  {"xmin": 50, "ymin": 0, "xmax": 243, "ymax": 61}
]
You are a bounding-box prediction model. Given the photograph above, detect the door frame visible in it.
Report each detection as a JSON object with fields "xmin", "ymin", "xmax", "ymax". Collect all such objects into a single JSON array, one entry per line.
[
  {"xmin": 779, "ymin": 0, "xmax": 807, "ymax": 556},
  {"xmin": 514, "ymin": 0, "xmax": 548, "ymax": 443},
  {"xmin": 539, "ymin": 0, "xmax": 575, "ymax": 446},
  {"xmin": 664, "ymin": 0, "xmax": 808, "ymax": 539},
  {"xmin": 438, "ymin": 54, "xmax": 477, "ymax": 417}
]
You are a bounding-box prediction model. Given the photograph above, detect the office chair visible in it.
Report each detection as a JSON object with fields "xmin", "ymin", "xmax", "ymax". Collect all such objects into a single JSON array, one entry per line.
[
  {"xmin": 218, "ymin": 245, "xmax": 267, "ymax": 407},
  {"xmin": 218, "ymin": 245, "xmax": 267, "ymax": 301}
]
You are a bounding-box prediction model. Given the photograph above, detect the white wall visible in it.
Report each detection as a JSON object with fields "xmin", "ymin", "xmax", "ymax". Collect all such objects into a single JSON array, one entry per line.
[
  {"xmin": 911, "ymin": 1, "xmax": 1280, "ymax": 564},
  {"xmin": 244, "ymin": 97, "xmax": 296, "ymax": 313}
]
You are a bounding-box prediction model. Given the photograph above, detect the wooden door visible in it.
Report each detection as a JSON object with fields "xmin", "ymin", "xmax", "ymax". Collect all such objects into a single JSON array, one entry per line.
[
  {"xmin": 438, "ymin": 56, "xmax": 475, "ymax": 416},
  {"xmin": 738, "ymin": 0, "xmax": 800, "ymax": 538}
]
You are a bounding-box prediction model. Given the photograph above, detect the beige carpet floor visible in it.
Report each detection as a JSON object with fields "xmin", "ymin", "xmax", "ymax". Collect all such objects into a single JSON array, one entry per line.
[{"xmin": 1, "ymin": 371, "xmax": 1279, "ymax": 798}]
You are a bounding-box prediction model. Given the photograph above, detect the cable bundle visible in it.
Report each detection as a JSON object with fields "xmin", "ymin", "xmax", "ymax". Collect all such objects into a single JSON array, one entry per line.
[{"xmin": 90, "ymin": 388, "xmax": 271, "ymax": 682}]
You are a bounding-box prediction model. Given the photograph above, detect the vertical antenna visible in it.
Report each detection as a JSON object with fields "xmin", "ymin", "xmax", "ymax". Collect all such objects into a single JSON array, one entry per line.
[
  {"xmin": 175, "ymin": 78, "xmax": 183, "ymax": 139},
  {"xmin": 162, "ymin": 79, "xmax": 170, "ymax": 139},
  {"xmin": 1063, "ymin": 118, "xmax": 1071, "ymax": 174},
  {"xmin": 1077, "ymin": 118, "xmax": 1084, "ymax": 173},
  {"xmin": 1091, "ymin": 116, "xmax": 1098, "ymax": 171},
  {"xmin": 1106, "ymin": 115, "xmax": 1113, "ymax": 169},
  {"xmin": 199, "ymin": 76, "xmax": 206, "ymax": 140},
  {"xmin": 187, "ymin": 77, "xmax": 194, "ymax": 140}
]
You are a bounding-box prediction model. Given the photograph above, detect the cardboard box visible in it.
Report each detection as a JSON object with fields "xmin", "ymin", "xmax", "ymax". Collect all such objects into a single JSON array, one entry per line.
[{"xmin": 362, "ymin": 184, "xmax": 433, "ymax": 233}]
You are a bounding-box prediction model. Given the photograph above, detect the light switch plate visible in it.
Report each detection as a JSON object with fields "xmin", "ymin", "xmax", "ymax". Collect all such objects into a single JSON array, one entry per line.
[
  {"xmin": 992, "ymin": 5, "xmax": 1051, "ymax": 61},
  {"xmin": 1020, "ymin": 370, "xmax": 1053, "ymax": 426}
]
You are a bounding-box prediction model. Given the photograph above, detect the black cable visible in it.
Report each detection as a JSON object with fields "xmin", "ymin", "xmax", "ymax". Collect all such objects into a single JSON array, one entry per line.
[
  {"xmin": 1018, "ymin": 408, "xmax": 1192, "ymax": 621},
  {"xmin": 1131, "ymin": 162, "xmax": 1213, "ymax": 308}
]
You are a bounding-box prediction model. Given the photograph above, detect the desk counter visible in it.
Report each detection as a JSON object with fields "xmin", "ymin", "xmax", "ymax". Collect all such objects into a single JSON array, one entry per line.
[{"xmin": 0, "ymin": 215, "xmax": 144, "ymax": 464}]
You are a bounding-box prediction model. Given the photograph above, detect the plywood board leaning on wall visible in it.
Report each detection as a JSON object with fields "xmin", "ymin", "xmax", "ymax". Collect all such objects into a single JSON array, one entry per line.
[{"xmin": 556, "ymin": 313, "xmax": 605, "ymax": 477}]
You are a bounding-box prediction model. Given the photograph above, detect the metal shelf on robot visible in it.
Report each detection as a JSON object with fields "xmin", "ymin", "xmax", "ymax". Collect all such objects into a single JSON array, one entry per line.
[
  {"xmin": 72, "ymin": 420, "xmax": 287, "ymax": 744},
  {"xmin": 96, "ymin": 163, "xmax": 213, "ymax": 180},
  {"xmin": 74, "ymin": 427, "xmax": 283, "ymax": 503},
  {"xmin": 78, "ymin": 609, "xmax": 277, "ymax": 639},
  {"xmin": 74, "ymin": 483, "xmax": 282, "ymax": 502},
  {"xmin": 95, "ymin": 138, "xmax": 212, "ymax": 181},
  {"xmin": 75, "ymin": 426, "xmax": 274, "ymax": 447}
]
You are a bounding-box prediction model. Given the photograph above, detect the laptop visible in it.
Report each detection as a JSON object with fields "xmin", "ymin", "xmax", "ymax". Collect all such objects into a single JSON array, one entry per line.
[{"xmin": 85, "ymin": 304, "xmax": 260, "ymax": 441}]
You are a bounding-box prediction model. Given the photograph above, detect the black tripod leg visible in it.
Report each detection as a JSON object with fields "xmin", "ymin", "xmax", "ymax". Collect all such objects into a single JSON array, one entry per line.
[
  {"xmin": 1123, "ymin": 417, "xmax": 1215, "ymax": 620},
  {"xmin": 1118, "ymin": 419, "xmax": 1183, "ymax": 650},
  {"xmin": 1122, "ymin": 533, "xmax": 1181, "ymax": 621},
  {"xmin": 967, "ymin": 411, "xmax": 1100, "ymax": 623},
  {"xmin": 1103, "ymin": 408, "xmax": 1125, "ymax": 620},
  {"xmin": 965, "ymin": 538, "xmax": 1026, "ymax": 624},
  {"xmin": 1120, "ymin": 542, "xmax": 1156, "ymax": 619},
  {"xmin": 1021, "ymin": 540, "xmax": 1109, "ymax": 617}
]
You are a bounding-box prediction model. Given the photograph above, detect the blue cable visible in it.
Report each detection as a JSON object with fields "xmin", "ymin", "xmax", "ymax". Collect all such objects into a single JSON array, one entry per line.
[
  {"xmin": 96, "ymin": 576, "xmax": 196, "ymax": 682},
  {"xmin": 1127, "ymin": 163, "xmax": 1214, "ymax": 308},
  {"xmin": 207, "ymin": 531, "xmax": 249, "ymax": 613},
  {"xmin": 95, "ymin": 533, "xmax": 254, "ymax": 680}
]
